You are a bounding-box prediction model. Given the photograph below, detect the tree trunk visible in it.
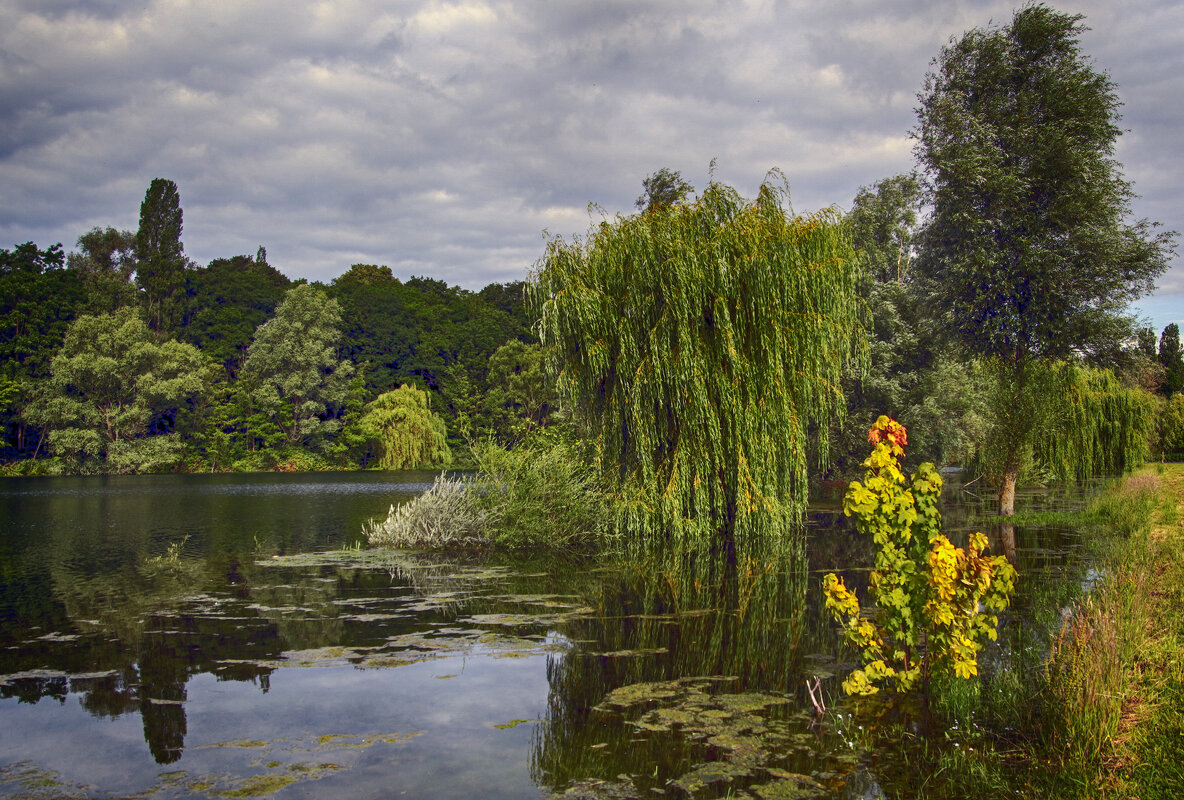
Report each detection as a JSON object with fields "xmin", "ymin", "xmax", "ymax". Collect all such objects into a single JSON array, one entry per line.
[{"xmin": 998, "ymin": 468, "xmax": 1018, "ymax": 516}]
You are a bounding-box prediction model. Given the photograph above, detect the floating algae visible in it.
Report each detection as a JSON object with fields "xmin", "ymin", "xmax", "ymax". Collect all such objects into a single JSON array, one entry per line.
[
  {"xmin": 671, "ymin": 760, "xmax": 754, "ymax": 794},
  {"xmin": 582, "ymin": 676, "xmax": 861, "ymax": 798},
  {"xmin": 211, "ymin": 773, "xmax": 298, "ymax": 797}
]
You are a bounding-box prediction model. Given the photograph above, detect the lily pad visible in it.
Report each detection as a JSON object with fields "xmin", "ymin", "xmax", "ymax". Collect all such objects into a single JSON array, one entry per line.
[{"xmin": 672, "ymin": 760, "xmax": 755, "ymax": 793}]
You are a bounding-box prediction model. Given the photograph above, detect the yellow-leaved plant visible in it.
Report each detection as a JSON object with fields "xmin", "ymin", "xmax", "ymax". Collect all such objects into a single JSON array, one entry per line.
[{"xmin": 823, "ymin": 416, "xmax": 1017, "ymax": 695}]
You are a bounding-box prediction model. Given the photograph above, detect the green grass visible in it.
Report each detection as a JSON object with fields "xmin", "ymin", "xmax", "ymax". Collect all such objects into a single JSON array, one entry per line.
[
  {"xmin": 1096, "ymin": 465, "xmax": 1184, "ymax": 799},
  {"xmin": 867, "ymin": 466, "xmax": 1182, "ymax": 799}
]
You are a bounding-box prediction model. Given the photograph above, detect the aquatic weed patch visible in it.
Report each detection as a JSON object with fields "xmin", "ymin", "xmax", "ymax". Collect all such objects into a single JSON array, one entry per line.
[{"xmin": 564, "ymin": 676, "xmax": 864, "ymax": 799}]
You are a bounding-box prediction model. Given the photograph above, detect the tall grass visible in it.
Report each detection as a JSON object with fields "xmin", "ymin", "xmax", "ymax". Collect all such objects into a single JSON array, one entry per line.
[
  {"xmin": 1040, "ymin": 472, "xmax": 1161, "ymax": 778},
  {"xmin": 365, "ymin": 438, "xmax": 608, "ymax": 551},
  {"xmin": 364, "ymin": 472, "xmax": 488, "ymax": 548}
]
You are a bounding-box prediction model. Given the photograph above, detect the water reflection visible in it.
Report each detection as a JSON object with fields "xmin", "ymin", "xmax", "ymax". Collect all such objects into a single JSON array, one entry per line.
[{"xmin": 0, "ymin": 472, "xmax": 1112, "ymax": 798}]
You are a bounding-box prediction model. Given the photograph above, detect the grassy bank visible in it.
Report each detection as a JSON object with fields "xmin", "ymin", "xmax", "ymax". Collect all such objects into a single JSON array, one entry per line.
[
  {"xmin": 880, "ymin": 465, "xmax": 1184, "ymax": 798},
  {"xmin": 1094, "ymin": 464, "xmax": 1184, "ymax": 798}
]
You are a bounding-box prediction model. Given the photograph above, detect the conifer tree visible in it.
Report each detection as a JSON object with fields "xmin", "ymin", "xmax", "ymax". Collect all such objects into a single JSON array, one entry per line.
[{"xmin": 134, "ymin": 178, "xmax": 188, "ymax": 333}]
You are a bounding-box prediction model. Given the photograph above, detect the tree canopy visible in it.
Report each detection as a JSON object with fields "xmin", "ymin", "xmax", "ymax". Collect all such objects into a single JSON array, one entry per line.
[
  {"xmin": 914, "ymin": 5, "xmax": 1172, "ymax": 364},
  {"xmin": 240, "ymin": 284, "xmax": 355, "ymax": 451},
  {"xmin": 534, "ymin": 178, "xmax": 864, "ymax": 550},
  {"xmin": 913, "ymin": 4, "xmax": 1173, "ymax": 512},
  {"xmin": 28, "ymin": 308, "xmax": 212, "ymax": 472}
]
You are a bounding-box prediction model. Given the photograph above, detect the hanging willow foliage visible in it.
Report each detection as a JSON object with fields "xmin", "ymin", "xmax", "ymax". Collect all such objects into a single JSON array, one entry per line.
[
  {"xmin": 360, "ymin": 385, "xmax": 452, "ymax": 470},
  {"xmin": 971, "ymin": 360, "xmax": 1155, "ymax": 488},
  {"xmin": 531, "ymin": 179, "xmax": 865, "ymax": 550},
  {"xmin": 1035, "ymin": 364, "xmax": 1155, "ymax": 483}
]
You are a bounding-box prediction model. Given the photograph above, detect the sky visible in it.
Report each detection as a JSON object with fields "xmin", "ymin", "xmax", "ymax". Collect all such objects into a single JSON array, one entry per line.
[{"xmin": 1, "ymin": 0, "xmax": 1181, "ymax": 332}]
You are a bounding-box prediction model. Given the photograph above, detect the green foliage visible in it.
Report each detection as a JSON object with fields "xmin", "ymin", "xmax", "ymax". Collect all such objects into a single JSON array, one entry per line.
[
  {"xmin": 635, "ymin": 168, "xmax": 693, "ymax": 213},
  {"xmin": 67, "ymin": 227, "xmax": 138, "ymax": 314},
  {"xmin": 823, "ymin": 417, "xmax": 1016, "ymax": 695},
  {"xmin": 135, "ymin": 178, "xmax": 189, "ymax": 333},
  {"xmin": 846, "ymin": 173, "xmax": 920, "ymax": 285},
  {"xmin": 0, "ymin": 242, "xmax": 86, "ymax": 380},
  {"xmin": 1155, "ymin": 394, "xmax": 1184, "ymax": 457},
  {"xmin": 26, "ymin": 307, "xmax": 213, "ymax": 472},
  {"xmin": 468, "ymin": 437, "xmax": 607, "ymax": 549},
  {"xmin": 534, "ymin": 177, "xmax": 864, "ymax": 550},
  {"xmin": 483, "ymin": 340, "xmax": 556, "ymax": 443},
  {"xmin": 914, "ymin": 5, "xmax": 1173, "ymax": 511},
  {"xmin": 240, "ymin": 284, "xmax": 355, "ymax": 451},
  {"xmin": 359, "ymin": 385, "xmax": 451, "ymax": 470},
  {"xmin": 914, "ymin": 5, "xmax": 1172, "ymax": 365},
  {"xmin": 969, "ymin": 360, "xmax": 1154, "ymax": 492},
  {"xmin": 1035, "ymin": 365, "xmax": 1155, "ymax": 481},
  {"xmin": 833, "ymin": 174, "xmax": 986, "ymax": 471},
  {"xmin": 366, "ymin": 437, "xmax": 606, "ymax": 550},
  {"xmin": 1159, "ymin": 323, "xmax": 1184, "ymax": 397},
  {"xmin": 182, "ymin": 253, "xmax": 290, "ymax": 375},
  {"xmin": 0, "ymin": 242, "xmax": 89, "ymax": 458}
]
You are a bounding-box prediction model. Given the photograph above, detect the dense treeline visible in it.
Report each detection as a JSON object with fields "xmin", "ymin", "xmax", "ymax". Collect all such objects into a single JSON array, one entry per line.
[
  {"xmin": 0, "ymin": 179, "xmax": 551, "ymax": 474},
  {"xmin": 1, "ymin": 170, "xmax": 1180, "ymax": 477}
]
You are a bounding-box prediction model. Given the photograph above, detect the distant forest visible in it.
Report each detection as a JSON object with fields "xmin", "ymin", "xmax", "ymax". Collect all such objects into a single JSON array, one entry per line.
[
  {"xmin": 2, "ymin": 174, "xmax": 1182, "ymax": 477},
  {"xmin": 0, "ymin": 178, "xmax": 549, "ymax": 474}
]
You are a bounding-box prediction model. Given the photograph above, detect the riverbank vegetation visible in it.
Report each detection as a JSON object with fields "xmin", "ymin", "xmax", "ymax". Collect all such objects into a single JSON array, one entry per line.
[
  {"xmin": 365, "ymin": 435, "xmax": 607, "ymax": 550},
  {"xmin": 857, "ymin": 465, "xmax": 1182, "ymax": 799}
]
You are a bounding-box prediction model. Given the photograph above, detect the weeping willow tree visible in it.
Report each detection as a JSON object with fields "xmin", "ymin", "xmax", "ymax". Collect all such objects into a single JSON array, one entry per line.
[
  {"xmin": 359, "ymin": 385, "xmax": 451, "ymax": 470},
  {"xmin": 532, "ymin": 177, "xmax": 865, "ymax": 551},
  {"xmin": 974, "ymin": 360, "xmax": 1155, "ymax": 490},
  {"xmin": 1035, "ymin": 365, "xmax": 1155, "ymax": 483}
]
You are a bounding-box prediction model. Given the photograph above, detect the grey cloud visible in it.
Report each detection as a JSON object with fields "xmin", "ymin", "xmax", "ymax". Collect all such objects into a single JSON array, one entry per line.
[{"xmin": 0, "ymin": 0, "xmax": 1179, "ymax": 319}]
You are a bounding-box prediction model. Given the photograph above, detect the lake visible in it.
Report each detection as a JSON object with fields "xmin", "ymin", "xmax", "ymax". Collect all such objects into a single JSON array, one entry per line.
[{"xmin": 0, "ymin": 471, "xmax": 1096, "ymax": 798}]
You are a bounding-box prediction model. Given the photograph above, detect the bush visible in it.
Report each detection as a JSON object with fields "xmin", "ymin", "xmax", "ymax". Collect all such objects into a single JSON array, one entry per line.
[
  {"xmin": 469, "ymin": 438, "xmax": 607, "ymax": 549},
  {"xmin": 364, "ymin": 437, "xmax": 608, "ymax": 550},
  {"xmin": 365, "ymin": 472, "xmax": 488, "ymax": 548}
]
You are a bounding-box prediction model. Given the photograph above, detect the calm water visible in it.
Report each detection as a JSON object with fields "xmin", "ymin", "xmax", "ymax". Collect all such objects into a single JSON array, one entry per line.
[{"xmin": 0, "ymin": 472, "xmax": 1097, "ymax": 799}]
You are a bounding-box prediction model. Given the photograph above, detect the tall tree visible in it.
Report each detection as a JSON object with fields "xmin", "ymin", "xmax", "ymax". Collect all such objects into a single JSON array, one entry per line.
[
  {"xmin": 135, "ymin": 178, "xmax": 188, "ymax": 333},
  {"xmin": 26, "ymin": 308, "xmax": 212, "ymax": 472},
  {"xmin": 240, "ymin": 284, "xmax": 355, "ymax": 451},
  {"xmin": 68, "ymin": 227, "xmax": 138, "ymax": 314},
  {"xmin": 836, "ymin": 174, "xmax": 982, "ymax": 471},
  {"xmin": 534, "ymin": 178, "xmax": 864, "ymax": 551},
  {"xmin": 913, "ymin": 5, "xmax": 1174, "ymax": 514},
  {"xmin": 1160, "ymin": 323, "xmax": 1184, "ymax": 397}
]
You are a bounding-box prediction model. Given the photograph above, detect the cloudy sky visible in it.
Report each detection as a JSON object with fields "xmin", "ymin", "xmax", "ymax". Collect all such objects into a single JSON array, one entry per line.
[{"xmin": 2, "ymin": 0, "xmax": 1180, "ymax": 330}]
